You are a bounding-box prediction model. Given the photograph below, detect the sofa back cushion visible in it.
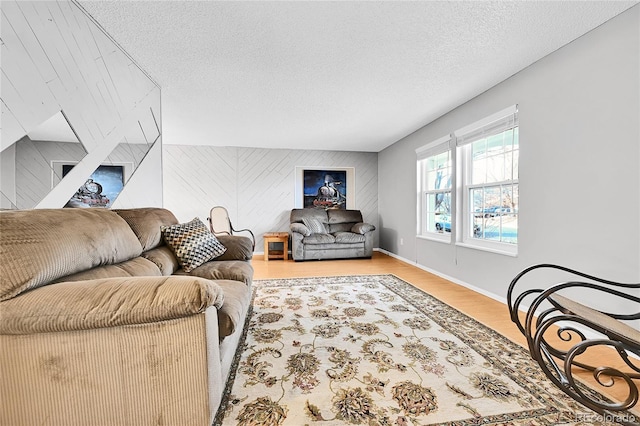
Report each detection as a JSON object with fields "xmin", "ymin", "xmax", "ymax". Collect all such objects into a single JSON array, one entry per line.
[
  {"xmin": 115, "ymin": 208, "xmax": 179, "ymax": 252},
  {"xmin": 327, "ymin": 210, "xmax": 363, "ymax": 233},
  {"xmin": 52, "ymin": 257, "xmax": 162, "ymax": 284},
  {"xmin": 290, "ymin": 208, "xmax": 328, "ymax": 225},
  {"xmin": 142, "ymin": 246, "xmax": 181, "ymax": 276},
  {"xmin": 290, "ymin": 209, "xmax": 365, "ymax": 233},
  {"xmin": 0, "ymin": 209, "xmax": 143, "ymax": 302},
  {"xmin": 327, "ymin": 209, "xmax": 363, "ymax": 224}
]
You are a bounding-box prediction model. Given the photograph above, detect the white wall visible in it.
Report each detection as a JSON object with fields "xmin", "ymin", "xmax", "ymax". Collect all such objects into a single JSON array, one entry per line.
[
  {"xmin": 1, "ymin": 1, "xmax": 162, "ymax": 209},
  {"xmin": 378, "ymin": 6, "xmax": 640, "ymax": 310},
  {"xmin": 163, "ymin": 145, "xmax": 378, "ymax": 251}
]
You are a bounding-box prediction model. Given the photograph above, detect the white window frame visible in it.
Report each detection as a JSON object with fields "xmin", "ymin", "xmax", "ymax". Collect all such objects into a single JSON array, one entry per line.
[
  {"xmin": 416, "ymin": 135, "xmax": 453, "ymax": 243},
  {"xmin": 455, "ymin": 105, "xmax": 519, "ymax": 256}
]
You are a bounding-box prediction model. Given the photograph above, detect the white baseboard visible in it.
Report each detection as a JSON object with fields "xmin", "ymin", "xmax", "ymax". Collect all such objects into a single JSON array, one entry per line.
[
  {"xmin": 375, "ymin": 248, "xmax": 632, "ymax": 353},
  {"xmin": 375, "ymin": 248, "xmax": 508, "ymax": 306}
]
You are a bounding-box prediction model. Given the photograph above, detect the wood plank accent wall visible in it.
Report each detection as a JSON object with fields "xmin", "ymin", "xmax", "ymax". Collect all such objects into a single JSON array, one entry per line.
[
  {"xmin": 163, "ymin": 145, "xmax": 379, "ymax": 251},
  {"xmin": 1, "ymin": 0, "xmax": 162, "ymax": 209}
]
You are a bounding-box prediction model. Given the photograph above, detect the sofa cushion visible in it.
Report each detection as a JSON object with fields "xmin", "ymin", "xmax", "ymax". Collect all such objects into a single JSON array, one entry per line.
[
  {"xmin": 351, "ymin": 222, "xmax": 376, "ymax": 234},
  {"xmin": 214, "ymin": 235, "xmax": 254, "ymax": 261},
  {"xmin": 334, "ymin": 232, "xmax": 366, "ymax": 244},
  {"xmin": 142, "ymin": 246, "xmax": 180, "ymax": 276},
  {"xmin": 303, "ymin": 233, "xmax": 336, "ymax": 244},
  {"xmin": 161, "ymin": 218, "xmax": 227, "ymax": 273},
  {"xmin": 302, "ymin": 217, "xmax": 327, "ymax": 234},
  {"xmin": 290, "ymin": 223, "xmax": 311, "ymax": 237},
  {"xmin": 0, "ymin": 276, "xmax": 224, "ymax": 335},
  {"xmin": 290, "ymin": 208, "xmax": 327, "ymax": 225},
  {"xmin": 53, "ymin": 257, "xmax": 162, "ymax": 283},
  {"xmin": 115, "ymin": 208, "xmax": 179, "ymax": 251},
  {"xmin": 214, "ymin": 280, "xmax": 252, "ymax": 341},
  {"xmin": 328, "ymin": 222, "xmax": 354, "ymax": 233},
  {"xmin": 327, "ymin": 209, "xmax": 363, "ymax": 224},
  {"xmin": 176, "ymin": 260, "xmax": 254, "ymax": 287},
  {"xmin": 0, "ymin": 209, "xmax": 143, "ymax": 302}
]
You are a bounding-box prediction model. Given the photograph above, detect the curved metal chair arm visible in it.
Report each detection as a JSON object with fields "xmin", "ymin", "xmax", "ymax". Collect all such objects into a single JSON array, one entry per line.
[
  {"xmin": 507, "ymin": 264, "xmax": 640, "ymax": 424},
  {"xmin": 229, "ymin": 222, "xmax": 256, "ymax": 251},
  {"xmin": 507, "ymin": 264, "xmax": 640, "ymax": 335}
]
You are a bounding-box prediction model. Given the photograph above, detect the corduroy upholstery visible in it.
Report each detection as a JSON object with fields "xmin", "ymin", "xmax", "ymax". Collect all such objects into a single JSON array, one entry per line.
[
  {"xmin": 0, "ymin": 208, "xmax": 143, "ymax": 301},
  {"xmin": 0, "ymin": 207, "xmax": 254, "ymax": 426},
  {"xmin": 0, "ymin": 275, "xmax": 224, "ymax": 335}
]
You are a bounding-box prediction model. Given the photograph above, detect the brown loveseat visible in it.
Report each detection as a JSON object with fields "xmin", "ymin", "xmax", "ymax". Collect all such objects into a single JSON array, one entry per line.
[{"xmin": 0, "ymin": 207, "xmax": 253, "ymax": 426}]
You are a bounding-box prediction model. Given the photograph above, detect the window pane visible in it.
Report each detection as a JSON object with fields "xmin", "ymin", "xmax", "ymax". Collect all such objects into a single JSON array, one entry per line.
[
  {"xmin": 486, "ymin": 152, "xmax": 505, "ymax": 183},
  {"xmin": 472, "ymin": 139, "xmax": 486, "ymax": 160},
  {"xmin": 469, "ymin": 183, "xmax": 518, "ymax": 244},
  {"xmin": 426, "ymin": 170, "xmax": 439, "ymax": 190},
  {"xmin": 425, "ymin": 191, "xmax": 451, "ymax": 233},
  {"xmin": 428, "ymin": 169, "xmax": 450, "ymax": 191},
  {"xmin": 472, "ymin": 157, "xmax": 486, "ymax": 185},
  {"xmin": 471, "ymin": 187, "xmax": 484, "ymax": 217},
  {"xmin": 434, "ymin": 151, "xmax": 449, "ymax": 169},
  {"xmin": 471, "ymin": 128, "xmax": 519, "ymax": 186},
  {"xmin": 504, "ymin": 152, "xmax": 513, "ymax": 181},
  {"xmin": 425, "ymin": 152, "xmax": 451, "ymax": 191},
  {"xmin": 484, "ymin": 186, "xmax": 501, "ymax": 211},
  {"xmin": 426, "ymin": 192, "xmax": 450, "ymax": 214},
  {"xmin": 433, "ymin": 211, "xmax": 451, "ymax": 233},
  {"xmin": 436, "ymin": 191, "xmax": 451, "ymax": 214},
  {"xmin": 500, "ymin": 214, "xmax": 518, "ymax": 243},
  {"xmin": 486, "ymin": 132, "xmax": 505, "ymax": 153}
]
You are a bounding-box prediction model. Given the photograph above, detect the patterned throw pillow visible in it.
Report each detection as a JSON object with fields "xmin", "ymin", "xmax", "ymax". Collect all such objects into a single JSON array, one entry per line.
[
  {"xmin": 302, "ymin": 217, "xmax": 327, "ymax": 234},
  {"xmin": 160, "ymin": 217, "xmax": 227, "ymax": 272}
]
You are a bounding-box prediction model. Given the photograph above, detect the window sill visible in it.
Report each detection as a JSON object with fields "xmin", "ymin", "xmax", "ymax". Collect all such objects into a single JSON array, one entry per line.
[
  {"xmin": 417, "ymin": 234, "xmax": 451, "ymax": 244},
  {"xmin": 455, "ymin": 241, "xmax": 518, "ymax": 257}
]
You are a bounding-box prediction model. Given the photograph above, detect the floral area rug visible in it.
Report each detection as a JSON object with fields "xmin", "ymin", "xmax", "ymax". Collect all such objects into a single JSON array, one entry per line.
[{"xmin": 214, "ymin": 274, "xmax": 611, "ymax": 426}]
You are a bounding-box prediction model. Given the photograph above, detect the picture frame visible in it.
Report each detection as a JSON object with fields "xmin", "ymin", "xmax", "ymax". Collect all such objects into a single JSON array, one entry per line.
[
  {"xmin": 58, "ymin": 163, "xmax": 128, "ymax": 208},
  {"xmin": 294, "ymin": 166, "xmax": 355, "ymax": 210}
]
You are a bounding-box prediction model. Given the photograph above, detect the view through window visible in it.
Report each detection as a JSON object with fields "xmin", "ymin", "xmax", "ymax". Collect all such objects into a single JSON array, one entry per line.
[
  {"xmin": 417, "ymin": 106, "xmax": 518, "ymax": 254},
  {"xmin": 464, "ymin": 127, "xmax": 519, "ymax": 244}
]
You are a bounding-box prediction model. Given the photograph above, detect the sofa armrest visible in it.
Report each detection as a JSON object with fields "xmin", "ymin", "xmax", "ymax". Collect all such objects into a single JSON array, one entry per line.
[
  {"xmin": 215, "ymin": 235, "xmax": 254, "ymax": 260},
  {"xmin": 0, "ymin": 276, "xmax": 224, "ymax": 335},
  {"xmin": 290, "ymin": 222, "xmax": 311, "ymax": 236},
  {"xmin": 351, "ymin": 222, "xmax": 376, "ymax": 234}
]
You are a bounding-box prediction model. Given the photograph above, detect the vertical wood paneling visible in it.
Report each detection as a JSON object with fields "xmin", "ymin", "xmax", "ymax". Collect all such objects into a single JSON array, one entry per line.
[
  {"xmin": 163, "ymin": 145, "xmax": 378, "ymax": 251},
  {"xmin": 1, "ymin": 0, "xmax": 162, "ymax": 209}
]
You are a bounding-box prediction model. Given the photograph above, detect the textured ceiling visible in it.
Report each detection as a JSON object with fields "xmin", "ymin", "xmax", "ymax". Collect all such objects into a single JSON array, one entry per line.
[{"xmin": 79, "ymin": 1, "xmax": 637, "ymax": 152}]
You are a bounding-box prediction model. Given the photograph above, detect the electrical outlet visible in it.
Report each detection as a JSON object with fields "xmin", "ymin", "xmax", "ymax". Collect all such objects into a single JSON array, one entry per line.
[{"xmin": 400, "ymin": 238, "xmax": 404, "ymax": 245}]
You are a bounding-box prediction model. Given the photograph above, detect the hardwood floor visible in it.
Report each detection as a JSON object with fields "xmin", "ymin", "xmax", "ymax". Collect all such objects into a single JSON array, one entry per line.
[
  {"xmin": 255, "ymin": 252, "xmax": 520, "ymax": 342},
  {"xmin": 253, "ymin": 251, "xmax": 638, "ymax": 416}
]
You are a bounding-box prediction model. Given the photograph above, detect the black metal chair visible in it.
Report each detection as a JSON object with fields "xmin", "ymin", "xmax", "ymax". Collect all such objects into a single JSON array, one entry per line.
[
  {"xmin": 507, "ymin": 264, "xmax": 640, "ymax": 425},
  {"xmin": 207, "ymin": 206, "xmax": 255, "ymax": 250}
]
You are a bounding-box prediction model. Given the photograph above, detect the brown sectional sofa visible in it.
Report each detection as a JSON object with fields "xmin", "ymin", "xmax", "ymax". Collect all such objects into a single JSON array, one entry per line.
[{"xmin": 0, "ymin": 207, "xmax": 253, "ymax": 426}]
